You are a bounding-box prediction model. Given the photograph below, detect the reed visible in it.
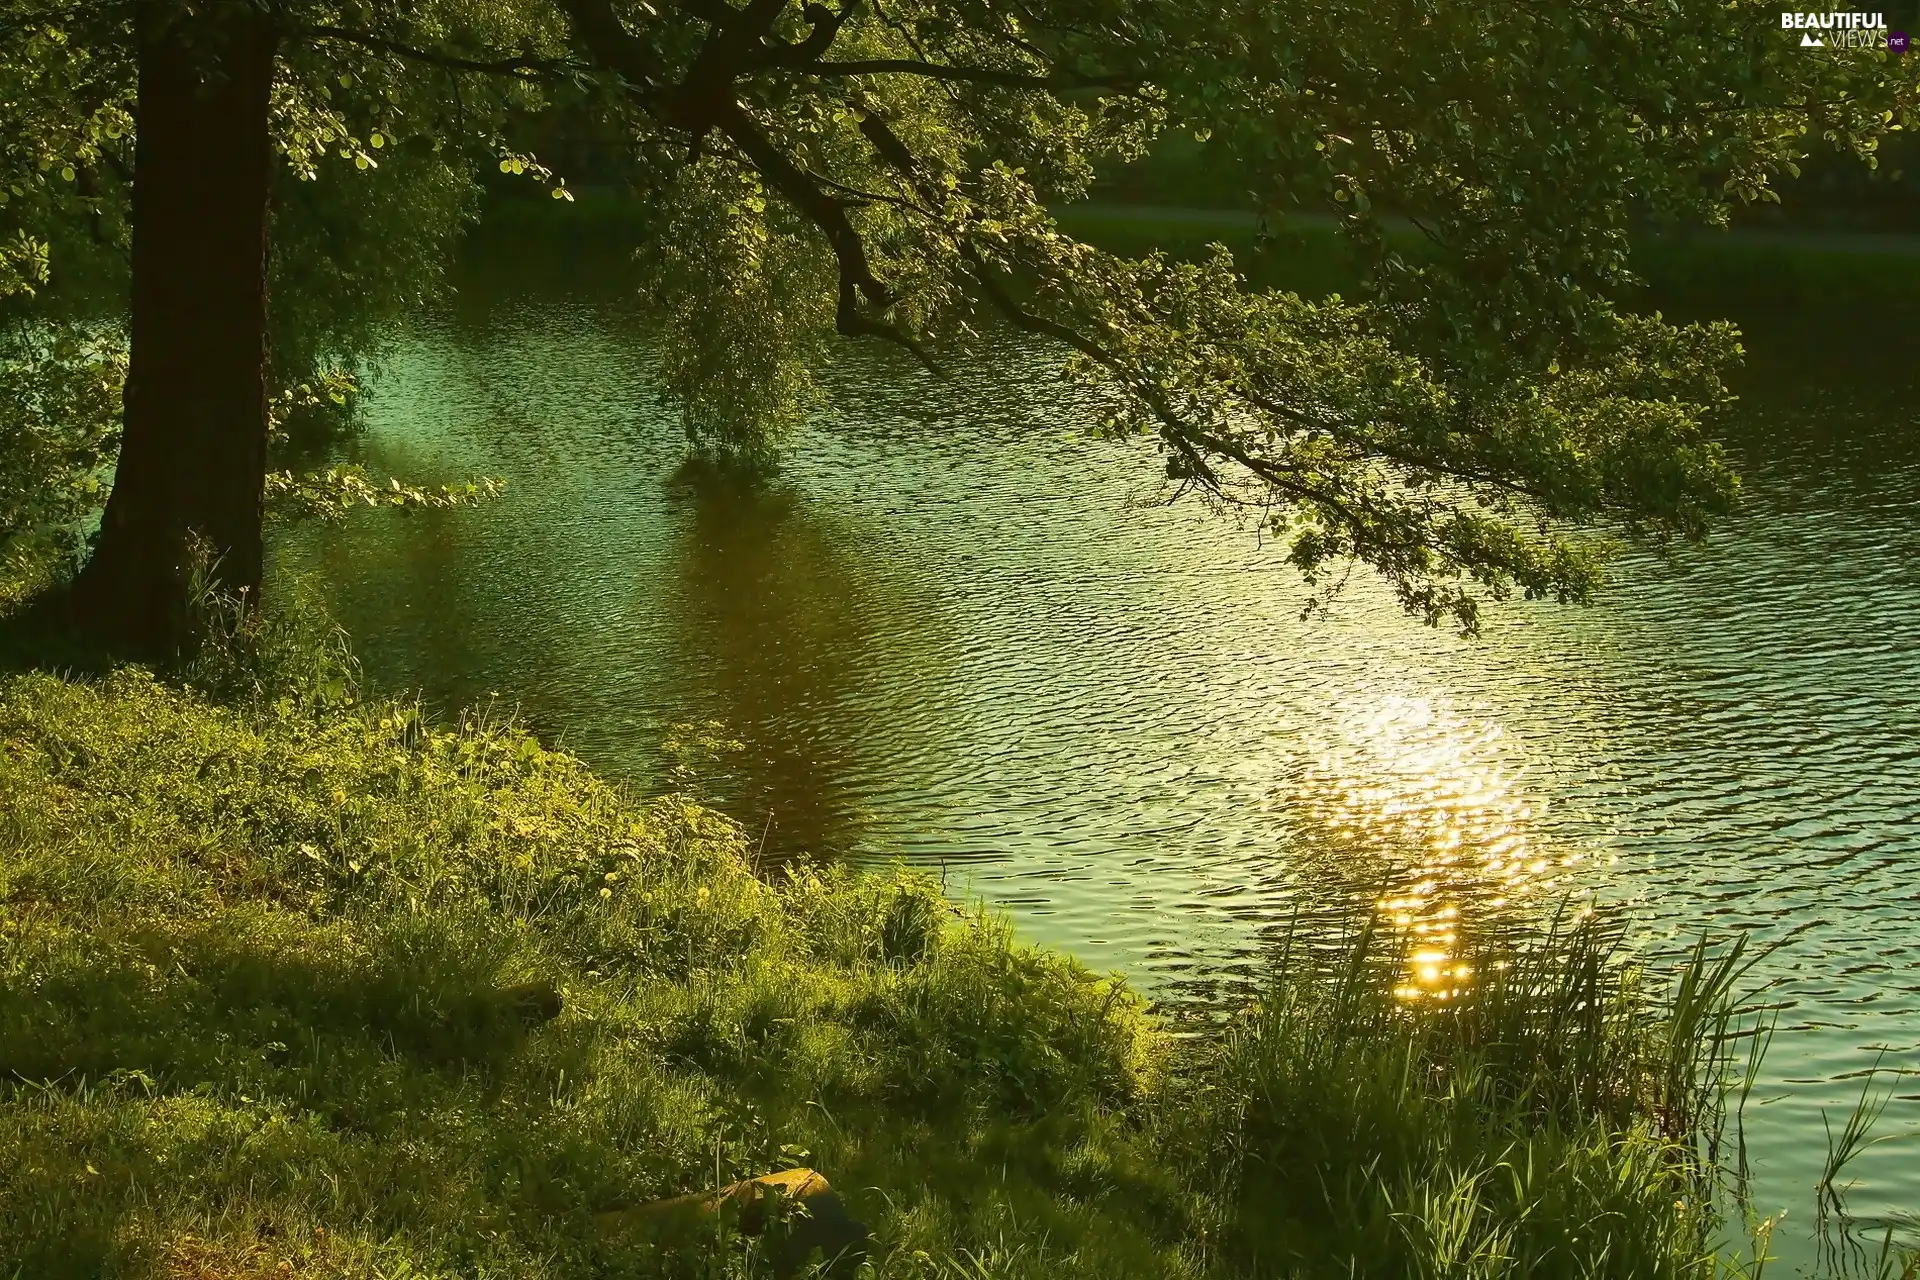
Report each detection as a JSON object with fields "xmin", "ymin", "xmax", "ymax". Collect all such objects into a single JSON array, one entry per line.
[{"xmin": 1159, "ymin": 915, "xmax": 1763, "ymax": 1279}]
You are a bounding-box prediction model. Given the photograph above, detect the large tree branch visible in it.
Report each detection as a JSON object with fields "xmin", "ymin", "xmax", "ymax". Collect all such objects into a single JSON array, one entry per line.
[
  {"xmin": 954, "ymin": 242, "xmax": 1526, "ymax": 538},
  {"xmin": 688, "ymin": 0, "xmax": 793, "ymax": 82},
  {"xmin": 958, "ymin": 243, "xmax": 1226, "ymax": 486},
  {"xmin": 755, "ymin": 0, "xmax": 858, "ymax": 66},
  {"xmin": 711, "ymin": 100, "xmax": 939, "ymax": 369},
  {"xmin": 659, "ymin": 0, "xmax": 793, "ymax": 134},
  {"xmin": 554, "ymin": 0, "xmax": 669, "ymax": 88}
]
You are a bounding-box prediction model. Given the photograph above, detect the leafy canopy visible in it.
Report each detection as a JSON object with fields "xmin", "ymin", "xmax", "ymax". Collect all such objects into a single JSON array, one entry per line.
[{"xmin": 1, "ymin": 0, "xmax": 1914, "ymax": 628}]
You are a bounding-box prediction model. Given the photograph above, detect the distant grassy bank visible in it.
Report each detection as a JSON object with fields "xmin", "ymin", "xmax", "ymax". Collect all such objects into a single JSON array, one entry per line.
[
  {"xmin": 1051, "ymin": 204, "xmax": 1920, "ymax": 320},
  {"xmin": 473, "ymin": 189, "xmax": 1920, "ymax": 325},
  {"xmin": 0, "ymin": 595, "xmax": 1777, "ymax": 1279}
]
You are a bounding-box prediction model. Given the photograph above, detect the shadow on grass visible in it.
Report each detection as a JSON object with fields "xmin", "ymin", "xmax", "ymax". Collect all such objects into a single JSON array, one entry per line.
[{"xmin": 0, "ymin": 581, "xmax": 124, "ymax": 682}]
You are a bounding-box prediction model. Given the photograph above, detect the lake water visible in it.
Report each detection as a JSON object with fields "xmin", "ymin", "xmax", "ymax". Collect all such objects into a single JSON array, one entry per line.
[{"xmin": 278, "ymin": 245, "xmax": 1920, "ymax": 1265}]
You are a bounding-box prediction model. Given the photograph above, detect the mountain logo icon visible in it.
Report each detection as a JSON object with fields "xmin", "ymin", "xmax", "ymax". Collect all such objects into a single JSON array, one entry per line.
[{"xmin": 1800, "ymin": 30, "xmax": 1825, "ymax": 44}]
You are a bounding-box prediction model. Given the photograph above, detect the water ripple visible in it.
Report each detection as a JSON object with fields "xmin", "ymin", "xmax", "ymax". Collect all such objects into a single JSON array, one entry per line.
[{"xmin": 278, "ymin": 286, "xmax": 1920, "ymax": 1258}]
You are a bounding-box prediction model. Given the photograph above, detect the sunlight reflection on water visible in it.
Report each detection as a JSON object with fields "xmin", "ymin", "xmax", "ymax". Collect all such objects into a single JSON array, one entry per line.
[{"xmin": 1289, "ymin": 694, "xmax": 1589, "ymax": 1001}]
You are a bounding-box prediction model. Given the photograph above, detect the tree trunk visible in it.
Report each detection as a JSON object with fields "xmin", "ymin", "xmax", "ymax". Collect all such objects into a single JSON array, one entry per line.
[{"xmin": 73, "ymin": 1, "xmax": 277, "ymax": 654}]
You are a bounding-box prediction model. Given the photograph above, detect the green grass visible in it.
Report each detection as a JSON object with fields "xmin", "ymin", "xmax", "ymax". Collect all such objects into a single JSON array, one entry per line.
[
  {"xmin": 1051, "ymin": 204, "xmax": 1920, "ymax": 326},
  {"xmin": 466, "ymin": 190, "xmax": 1920, "ymax": 330},
  {"xmin": 1050, "ymin": 207, "xmax": 1364, "ymax": 299},
  {"xmin": 0, "ymin": 593, "xmax": 1818, "ymax": 1279},
  {"xmin": 1631, "ymin": 236, "xmax": 1920, "ymax": 323}
]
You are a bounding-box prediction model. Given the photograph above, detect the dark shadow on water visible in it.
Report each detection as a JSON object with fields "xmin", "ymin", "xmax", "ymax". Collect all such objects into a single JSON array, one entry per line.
[
  {"xmin": 653, "ymin": 452, "xmax": 951, "ymax": 863},
  {"xmin": 664, "ymin": 449, "xmax": 786, "ymax": 496}
]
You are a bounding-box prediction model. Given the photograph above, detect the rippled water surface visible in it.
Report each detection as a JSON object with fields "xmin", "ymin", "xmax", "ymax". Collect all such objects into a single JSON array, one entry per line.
[{"xmin": 279, "ymin": 255, "xmax": 1920, "ymax": 1262}]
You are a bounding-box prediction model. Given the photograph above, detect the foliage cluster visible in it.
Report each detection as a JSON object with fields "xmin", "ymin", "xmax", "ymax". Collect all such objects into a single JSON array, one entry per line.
[
  {"xmin": 0, "ymin": 321, "xmax": 122, "ymax": 604},
  {"xmin": 0, "ymin": 622, "xmax": 1796, "ymax": 1279},
  {"xmin": 262, "ymin": 466, "xmax": 506, "ymax": 525}
]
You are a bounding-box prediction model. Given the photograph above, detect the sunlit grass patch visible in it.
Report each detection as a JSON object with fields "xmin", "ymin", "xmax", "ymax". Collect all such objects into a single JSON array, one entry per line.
[{"xmin": 0, "ymin": 662, "xmax": 1168, "ymax": 1278}]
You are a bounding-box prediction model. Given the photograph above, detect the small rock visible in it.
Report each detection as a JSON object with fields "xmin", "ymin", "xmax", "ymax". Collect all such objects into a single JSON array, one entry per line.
[
  {"xmin": 498, "ymin": 981, "xmax": 562, "ymax": 1025},
  {"xmin": 596, "ymin": 1167, "xmax": 868, "ymax": 1278}
]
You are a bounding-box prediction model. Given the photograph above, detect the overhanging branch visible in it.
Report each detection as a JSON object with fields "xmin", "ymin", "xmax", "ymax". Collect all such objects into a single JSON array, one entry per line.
[{"xmin": 712, "ymin": 100, "xmax": 940, "ymax": 370}]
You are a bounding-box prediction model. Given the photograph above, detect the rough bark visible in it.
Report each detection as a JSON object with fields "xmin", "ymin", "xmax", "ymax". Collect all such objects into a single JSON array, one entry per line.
[{"xmin": 72, "ymin": 1, "xmax": 277, "ymax": 654}]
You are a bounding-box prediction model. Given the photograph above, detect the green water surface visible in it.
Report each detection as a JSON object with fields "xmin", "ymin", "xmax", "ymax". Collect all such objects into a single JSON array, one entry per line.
[{"xmin": 278, "ymin": 233, "xmax": 1920, "ymax": 1266}]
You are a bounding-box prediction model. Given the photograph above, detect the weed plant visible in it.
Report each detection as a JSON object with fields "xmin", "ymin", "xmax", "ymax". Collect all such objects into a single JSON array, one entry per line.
[
  {"xmin": 1177, "ymin": 920, "xmax": 1761, "ymax": 1278},
  {"xmin": 0, "ymin": 597, "xmax": 1881, "ymax": 1278}
]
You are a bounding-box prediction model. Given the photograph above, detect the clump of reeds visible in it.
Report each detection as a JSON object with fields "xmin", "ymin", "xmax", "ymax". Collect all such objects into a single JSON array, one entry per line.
[{"xmin": 1163, "ymin": 914, "xmax": 1767, "ymax": 1279}]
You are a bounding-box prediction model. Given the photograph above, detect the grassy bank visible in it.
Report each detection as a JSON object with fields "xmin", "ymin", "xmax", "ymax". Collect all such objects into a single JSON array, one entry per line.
[
  {"xmin": 480, "ymin": 191, "xmax": 1920, "ymax": 324},
  {"xmin": 1051, "ymin": 206, "xmax": 1348, "ymax": 298},
  {"xmin": 0, "ymin": 605, "xmax": 1769, "ymax": 1279},
  {"xmin": 1052, "ymin": 204, "xmax": 1920, "ymax": 323}
]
